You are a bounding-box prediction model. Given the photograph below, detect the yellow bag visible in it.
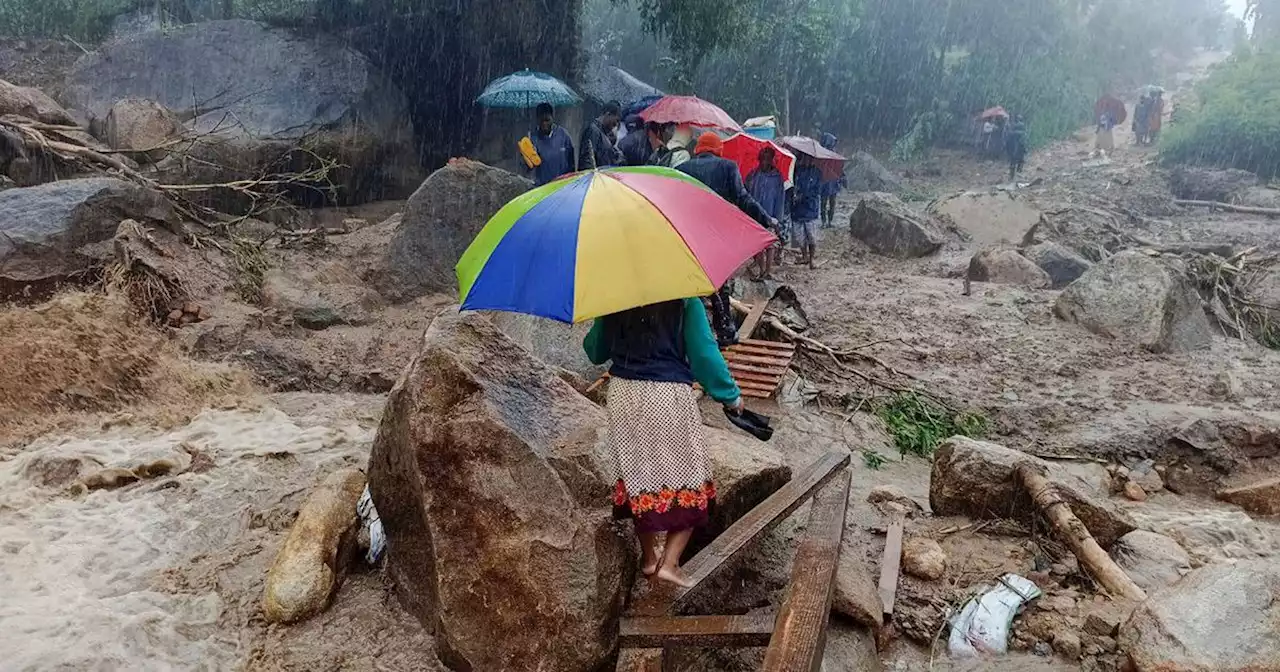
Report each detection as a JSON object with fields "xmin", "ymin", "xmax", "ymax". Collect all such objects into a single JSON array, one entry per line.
[{"xmin": 518, "ymin": 135, "xmax": 542, "ymax": 169}]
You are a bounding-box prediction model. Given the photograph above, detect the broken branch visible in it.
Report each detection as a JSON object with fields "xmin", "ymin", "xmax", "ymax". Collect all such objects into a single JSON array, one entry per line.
[{"xmin": 1175, "ymin": 199, "xmax": 1280, "ymax": 217}]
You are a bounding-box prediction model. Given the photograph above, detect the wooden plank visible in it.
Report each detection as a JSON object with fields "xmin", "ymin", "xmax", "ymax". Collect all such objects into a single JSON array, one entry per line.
[
  {"xmin": 762, "ymin": 469, "xmax": 852, "ymax": 672},
  {"xmin": 620, "ymin": 613, "xmax": 775, "ymax": 649},
  {"xmin": 615, "ymin": 649, "xmax": 664, "ymax": 672},
  {"xmin": 727, "ymin": 362, "xmax": 791, "ymax": 377},
  {"xmin": 742, "ymin": 389, "xmax": 773, "ymax": 399},
  {"xmin": 878, "ymin": 517, "xmax": 905, "ymax": 617},
  {"xmin": 728, "ymin": 343, "xmax": 793, "ymax": 358},
  {"xmin": 723, "ymin": 352, "xmax": 794, "ymax": 367},
  {"xmin": 740, "ymin": 339, "xmax": 796, "ymax": 353},
  {"xmin": 630, "ymin": 452, "xmax": 852, "ymax": 617},
  {"xmin": 735, "ymin": 380, "xmax": 781, "ymax": 393},
  {"xmin": 728, "ymin": 371, "xmax": 784, "ymax": 385},
  {"xmin": 737, "ymin": 300, "xmax": 771, "ymax": 342}
]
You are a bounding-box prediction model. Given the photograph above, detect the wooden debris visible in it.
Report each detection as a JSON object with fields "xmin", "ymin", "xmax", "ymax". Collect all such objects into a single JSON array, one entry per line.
[
  {"xmin": 878, "ymin": 516, "xmax": 905, "ymax": 617},
  {"xmin": 737, "ymin": 296, "xmax": 771, "ymax": 341},
  {"xmin": 1174, "ymin": 199, "xmax": 1280, "ymax": 217},
  {"xmin": 620, "ymin": 613, "xmax": 775, "ymax": 648},
  {"xmin": 762, "ymin": 468, "xmax": 851, "ymax": 672},
  {"xmin": 1015, "ymin": 462, "xmax": 1147, "ymax": 602}
]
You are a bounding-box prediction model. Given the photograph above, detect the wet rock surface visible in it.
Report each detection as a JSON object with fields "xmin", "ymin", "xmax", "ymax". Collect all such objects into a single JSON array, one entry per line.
[
  {"xmin": 849, "ymin": 193, "xmax": 946, "ymax": 259},
  {"xmin": 968, "ymin": 247, "xmax": 1051, "ymax": 288},
  {"xmin": 1108, "ymin": 530, "xmax": 1192, "ymax": 594}
]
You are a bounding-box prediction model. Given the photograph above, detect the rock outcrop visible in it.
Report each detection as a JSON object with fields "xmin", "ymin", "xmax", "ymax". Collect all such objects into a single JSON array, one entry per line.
[
  {"xmin": 849, "ymin": 193, "xmax": 945, "ymax": 259},
  {"xmin": 846, "ymin": 151, "xmax": 903, "ymax": 193},
  {"xmin": 104, "ymin": 98, "xmax": 183, "ymax": 164},
  {"xmin": 968, "ymin": 247, "xmax": 1051, "ymax": 288},
  {"xmin": 1109, "ymin": 530, "xmax": 1192, "ymax": 595},
  {"xmin": 384, "ymin": 158, "xmax": 531, "ymax": 299},
  {"xmin": 1, "ymin": 178, "xmax": 174, "ymax": 297},
  {"xmin": 1021, "ymin": 241, "xmax": 1093, "ymax": 289},
  {"xmin": 1118, "ymin": 560, "xmax": 1280, "ymax": 671},
  {"xmin": 1054, "ymin": 251, "xmax": 1213, "ymax": 353},
  {"xmin": 263, "ymin": 468, "xmax": 366, "ymax": 624},
  {"xmin": 930, "ymin": 437, "xmax": 1135, "ymax": 547},
  {"xmin": 63, "ymin": 20, "xmax": 421, "ymax": 206},
  {"xmin": 0, "ymin": 77, "xmax": 76, "ymax": 125}
]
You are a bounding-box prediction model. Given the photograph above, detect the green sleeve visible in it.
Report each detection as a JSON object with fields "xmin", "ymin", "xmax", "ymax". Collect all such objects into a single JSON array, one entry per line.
[
  {"xmin": 683, "ymin": 298, "xmax": 741, "ymax": 405},
  {"xmin": 583, "ymin": 319, "xmax": 610, "ymax": 365}
]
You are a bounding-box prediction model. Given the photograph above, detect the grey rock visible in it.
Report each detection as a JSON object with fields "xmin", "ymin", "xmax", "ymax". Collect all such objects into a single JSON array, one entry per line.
[
  {"xmin": 968, "ymin": 247, "xmax": 1051, "ymax": 288},
  {"xmin": 384, "ymin": 159, "xmax": 531, "ymax": 299},
  {"xmin": 64, "ymin": 20, "xmax": 421, "ymax": 206},
  {"xmin": 849, "ymin": 193, "xmax": 945, "ymax": 259},
  {"xmin": 832, "ymin": 534, "xmax": 883, "ymax": 628},
  {"xmin": 1118, "ymin": 560, "xmax": 1280, "ymax": 671},
  {"xmin": 1053, "ymin": 631, "xmax": 1082, "ymax": 660},
  {"xmin": 930, "ymin": 437, "xmax": 1136, "ymax": 547},
  {"xmin": 901, "ymin": 537, "xmax": 947, "ymax": 580},
  {"xmin": 0, "ymin": 178, "xmax": 174, "ymax": 294},
  {"xmin": 486, "ymin": 312, "xmax": 604, "ymax": 380},
  {"xmin": 1109, "ymin": 530, "xmax": 1191, "ymax": 594},
  {"xmin": 0, "ymin": 77, "xmax": 75, "ymax": 125},
  {"xmin": 846, "ymin": 151, "xmax": 903, "ymax": 193},
  {"xmin": 1022, "ymin": 241, "xmax": 1094, "ymax": 289},
  {"xmin": 1168, "ymin": 166, "xmax": 1258, "ymax": 202},
  {"xmin": 1054, "ymin": 251, "xmax": 1213, "ymax": 354}
]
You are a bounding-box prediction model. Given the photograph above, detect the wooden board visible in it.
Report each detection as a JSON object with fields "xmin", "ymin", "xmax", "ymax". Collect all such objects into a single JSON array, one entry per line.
[
  {"xmin": 737, "ymin": 299, "xmax": 771, "ymax": 342},
  {"xmin": 620, "ymin": 613, "xmax": 776, "ymax": 649},
  {"xmin": 629, "ymin": 452, "xmax": 852, "ymax": 618},
  {"xmin": 762, "ymin": 468, "xmax": 851, "ymax": 672},
  {"xmin": 878, "ymin": 518, "xmax": 905, "ymax": 617}
]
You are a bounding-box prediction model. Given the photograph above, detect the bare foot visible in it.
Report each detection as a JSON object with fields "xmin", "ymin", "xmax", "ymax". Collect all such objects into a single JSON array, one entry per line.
[
  {"xmin": 656, "ymin": 565, "xmax": 695, "ymax": 588},
  {"xmin": 641, "ymin": 561, "xmax": 659, "ymax": 578}
]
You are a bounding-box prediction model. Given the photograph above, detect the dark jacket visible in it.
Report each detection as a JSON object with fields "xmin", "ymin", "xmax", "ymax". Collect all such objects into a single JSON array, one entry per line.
[
  {"xmin": 529, "ymin": 126, "xmax": 575, "ymax": 186},
  {"xmin": 1005, "ymin": 122, "xmax": 1028, "ymax": 159},
  {"xmin": 677, "ymin": 153, "xmax": 771, "ymax": 227},
  {"xmin": 745, "ymin": 168, "xmax": 786, "ymax": 220},
  {"xmin": 619, "ymin": 130, "xmax": 652, "ymax": 166},
  {"xmin": 578, "ymin": 119, "xmax": 623, "ymax": 169},
  {"xmin": 583, "ymin": 298, "xmax": 740, "ymax": 405},
  {"xmin": 791, "ymin": 164, "xmax": 823, "ymax": 222}
]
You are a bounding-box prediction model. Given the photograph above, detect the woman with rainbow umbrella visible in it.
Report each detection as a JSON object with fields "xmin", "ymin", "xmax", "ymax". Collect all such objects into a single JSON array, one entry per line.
[{"xmin": 457, "ymin": 166, "xmax": 775, "ymax": 587}]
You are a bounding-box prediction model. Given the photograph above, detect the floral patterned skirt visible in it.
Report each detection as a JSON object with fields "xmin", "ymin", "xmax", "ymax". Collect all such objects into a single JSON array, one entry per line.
[{"xmin": 607, "ymin": 377, "xmax": 715, "ymax": 534}]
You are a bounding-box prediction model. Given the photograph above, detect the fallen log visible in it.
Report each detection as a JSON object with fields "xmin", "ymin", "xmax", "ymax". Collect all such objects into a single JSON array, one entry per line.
[
  {"xmin": 1014, "ymin": 462, "xmax": 1147, "ymax": 602},
  {"xmin": 1175, "ymin": 199, "xmax": 1280, "ymax": 217}
]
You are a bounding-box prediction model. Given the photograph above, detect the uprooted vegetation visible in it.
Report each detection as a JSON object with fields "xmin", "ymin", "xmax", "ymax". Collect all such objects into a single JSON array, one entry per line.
[{"xmin": 877, "ymin": 392, "xmax": 989, "ymax": 458}]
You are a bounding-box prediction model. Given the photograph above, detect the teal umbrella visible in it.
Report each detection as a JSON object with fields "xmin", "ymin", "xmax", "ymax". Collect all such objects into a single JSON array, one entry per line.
[{"xmin": 476, "ymin": 69, "xmax": 582, "ymax": 109}]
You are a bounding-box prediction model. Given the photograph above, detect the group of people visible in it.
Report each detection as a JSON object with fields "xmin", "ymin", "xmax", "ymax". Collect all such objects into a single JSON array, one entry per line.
[
  {"xmin": 977, "ymin": 114, "xmax": 1029, "ymax": 181},
  {"xmin": 1133, "ymin": 90, "xmax": 1165, "ymax": 146}
]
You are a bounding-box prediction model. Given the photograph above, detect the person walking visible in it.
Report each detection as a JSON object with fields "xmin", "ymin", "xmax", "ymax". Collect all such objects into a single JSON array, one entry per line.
[
  {"xmin": 677, "ymin": 133, "xmax": 777, "ymax": 346},
  {"xmin": 1146, "ymin": 91, "xmax": 1165, "ymax": 145},
  {"xmin": 1134, "ymin": 94, "xmax": 1152, "ymax": 146},
  {"xmin": 1005, "ymin": 115, "xmax": 1028, "ymax": 182},
  {"xmin": 579, "ymin": 101, "xmax": 624, "ymax": 169},
  {"xmin": 745, "ymin": 146, "xmax": 786, "ymax": 279},
  {"xmin": 818, "ymin": 132, "xmax": 844, "ymax": 229},
  {"xmin": 523, "ymin": 103, "xmax": 576, "ymax": 187},
  {"xmin": 790, "ymin": 154, "xmax": 823, "ymax": 269},
  {"xmin": 583, "ymin": 298, "xmax": 743, "ymax": 588}
]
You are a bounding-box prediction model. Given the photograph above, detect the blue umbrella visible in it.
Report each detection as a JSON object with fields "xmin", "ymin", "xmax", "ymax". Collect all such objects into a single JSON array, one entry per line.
[{"xmin": 476, "ymin": 69, "xmax": 582, "ymax": 109}]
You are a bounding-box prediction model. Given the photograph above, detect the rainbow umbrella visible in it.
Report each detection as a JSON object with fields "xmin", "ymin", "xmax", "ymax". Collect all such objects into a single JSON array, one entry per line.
[{"xmin": 457, "ymin": 166, "xmax": 776, "ymax": 324}]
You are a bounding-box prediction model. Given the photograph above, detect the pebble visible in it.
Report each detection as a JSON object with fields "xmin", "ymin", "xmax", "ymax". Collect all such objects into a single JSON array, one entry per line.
[
  {"xmin": 1123, "ymin": 481, "xmax": 1148, "ymax": 502},
  {"xmin": 901, "ymin": 537, "xmax": 947, "ymax": 581},
  {"xmin": 1053, "ymin": 632, "xmax": 1082, "ymax": 660},
  {"xmin": 1084, "ymin": 611, "xmax": 1121, "ymax": 637}
]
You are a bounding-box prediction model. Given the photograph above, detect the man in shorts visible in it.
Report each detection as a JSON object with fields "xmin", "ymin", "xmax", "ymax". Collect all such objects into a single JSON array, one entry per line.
[{"xmin": 790, "ymin": 154, "xmax": 823, "ymax": 269}]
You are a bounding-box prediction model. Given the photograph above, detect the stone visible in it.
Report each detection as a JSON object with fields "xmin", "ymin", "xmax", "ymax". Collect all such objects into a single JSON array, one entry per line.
[
  {"xmin": 866, "ymin": 484, "xmax": 923, "ymax": 516},
  {"xmin": 901, "ymin": 537, "xmax": 946, "ymax": 580},
  {"xmin": 1109, "ymin": 530, "xmax": 1192, "ymax": 594},
  {"xmin": 968, "ymin": 247, "xmax": 1052, "ymax": 288},
  {"xmin": 63, "ymin": 20, "xmax": 421, "ymax": 207},
  {"xmin": 1053, "ymin": 631, "xmax": 1082, "ymax": 660},
  {"xmin": 383, "ymin": 158, "xmax": 531, "ymax": 299},
  {"xmin": 930, "ymin": 437, "xmax": 1136, "ymax": 547},
  {"xmin": 1130, "ymin": 466, "xmax": 1164, "ymax": 494},
  {"xmin": 1084, "ymin": 611, "xmax": 1122, "ymax": 638},
  {"xmin": 0, "ymin": 78, "xmax": 76, "ymax": 125},
  {"xmin": 261, "ymin": 266, "xmax": 381, "ymax": 331},
  {"xmin": 1210, "ymin": 370, "xmax": 1244, "ymax": 401},
  {"xmin": 1118, "ymin": 560, "xmax": 1280, "ymax": 671},
  {"xmin": 367, "ymin": 309, "xmax": 789, "ymax": 671},
  {"xmin": 104, "ymin": 98, "xmax": 183, "ymax": 164},
  {"xmin": 1021, "ymin": 241, "xmax": 1094, "ymax": 289},
  {"xmin": 821, "ymin": 622, "xmax": 885, "ymax": 672},
  {"xmin": 930, "ymin": 190, "xmax": 1042, "ymax": 248},
  {"xmin": 262, "ymin": 468, "xmax": 366, "ymax": 624},
  {"xmin": 486, "ymin": 312, "xmax": 605, "ymax": 380},
  {"xmin": 1167, "ymin": 166, "xmax": 1258, "ymax": 203},
  {"xmin": 846, "ymin": 151, "xmax": 903, "ymax": 193},
  {"xmin": 0, "ymin": 178, "xmax": 175, "ymax": 297},
  {"xmin": 1123, "ymin": 481, "xmax": 1147, "ymax": 502},
  {"xmin": 23, "ymin": 454, "xmax": 102, "ymax": 488},
  {"xmin": 849, "ymin": 193, "xmax": 946, "ymax": 259},
  {"xmin": 1054, "ymin": 251, "xmax": 1214, "ymax": 354},
  {"xmin": 1217, "ymin": 476, "xmax": 1280, "ymax": 516},
  {"xmin": 832, "ymin": 534, "xmax": 884, "ymax": 628}
]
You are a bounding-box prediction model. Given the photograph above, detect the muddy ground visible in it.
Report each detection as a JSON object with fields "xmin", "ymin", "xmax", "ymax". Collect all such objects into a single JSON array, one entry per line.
[{"xmin": 3, "ymin": 53, "xmax": 1280, "ymax": 671}]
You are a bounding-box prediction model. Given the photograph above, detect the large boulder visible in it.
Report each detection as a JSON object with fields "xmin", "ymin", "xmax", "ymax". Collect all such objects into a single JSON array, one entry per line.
[
  {"xmin": 486, "ymin": 312, "xmax": 604, "ymax": 380},
  {"xmin": 1168, "ymin": 166, "xmax": 1258, "ymax": 203},
  {"xmin": 1021, "ymin": 241, "xmax": 1093, "ymax": 289},
  {"xmin": 0, "ymin": 178, "xmax": 175, "ymax": 297},
  {"xmin": 0, "ymin": 78, "xmax": 75, "ymax": 125},
  {"xmin": 846, "ymin": 151, "xmax": 903, "ymax": 193},
  {"xmin": 1118, "ymin": 560, "xmax": 1280, "ymax": 671},
  {"xmin": 1054, "ymin": 251, "xmax": 1213, "ymax": 354},
  {"xmin": 849, "ymin": 193, "xmax": 946, "ymax": 259},
  {"xmin": 1217, "ymin": 476, "xmax": 1280, "ymax": 516},
  {"xmin": 968, "ymin": 247, "xmax": 1051, "ymax": 288},
  {"xmin": 104, "ymin": 98, "xmax": 184, "ymax": 164},
  {"xmin": 1109, "ymin": 530, "xmax": 1192, "ymax": 595},
  {"xmin": 930, "ymin": 191, "xmax": 1042, "ymax": 248},
  {"xmin": 63, "ymin": 20, "xmax": 421, "ymax": 206},
  {"xmin": 383, "ymin": 159, "xmax": 531, "ymax": 300},
  {"xmin": 930, "ymin": 437, "xmax": 1136, "ymax": 547},
  {"xmin": 367, "ymin": 309, "xmax": 790, "ymax": 671}
]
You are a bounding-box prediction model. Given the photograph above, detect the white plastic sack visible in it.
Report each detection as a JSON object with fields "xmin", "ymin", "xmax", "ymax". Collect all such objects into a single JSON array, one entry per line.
[
  {"xmin": 356, "ymin": 485, "xmax": 386, "ymax": 565},
  {"xmin": 948, "ymin": 574, "xmax": 1042, "ymax": 657}
]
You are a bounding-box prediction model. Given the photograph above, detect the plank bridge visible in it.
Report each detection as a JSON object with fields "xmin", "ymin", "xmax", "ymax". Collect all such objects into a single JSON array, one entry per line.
[{"xmin": 616, "ymin": 452, "xmax": 853, "ymax": 672}]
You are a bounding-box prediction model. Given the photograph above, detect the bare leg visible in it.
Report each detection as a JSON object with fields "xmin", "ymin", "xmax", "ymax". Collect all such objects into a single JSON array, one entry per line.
[
  {"xmin": 656, "ymin": 528, "xmax": 696, "ymax": 588},
  {"xmin": 639, "ymin": 531, "xmax": 660, "ymax": 577}
]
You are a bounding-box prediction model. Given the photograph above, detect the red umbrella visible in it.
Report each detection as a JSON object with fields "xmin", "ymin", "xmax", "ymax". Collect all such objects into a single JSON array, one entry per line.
[
  {"xmin": 980, "ymin": 106, "xmax": 1009, "ymax": 120},
  {"xmin": 722, "ymin": 133, "xmax": 796, "ymax": 187},
  {"xmin": 779, "ymin": 135, "xmax": 847, "ymax": 182},
  {"xmin": 639, "ymin": 95, "xmax": 741, "ymax": 131}
]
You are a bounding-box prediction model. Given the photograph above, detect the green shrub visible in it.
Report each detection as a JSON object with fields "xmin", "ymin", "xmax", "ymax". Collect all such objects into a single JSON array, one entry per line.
[
  {"xmin": 877, "ymin": 392, "xmax": 989, "ymax": 459},
  {"xmin": 1162, "ymin": 48, "xmax": 1280, "ymax": 178},
  {"xmin": 0, "ymin": 0, "xmax": 133, "ymax": 41}
]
